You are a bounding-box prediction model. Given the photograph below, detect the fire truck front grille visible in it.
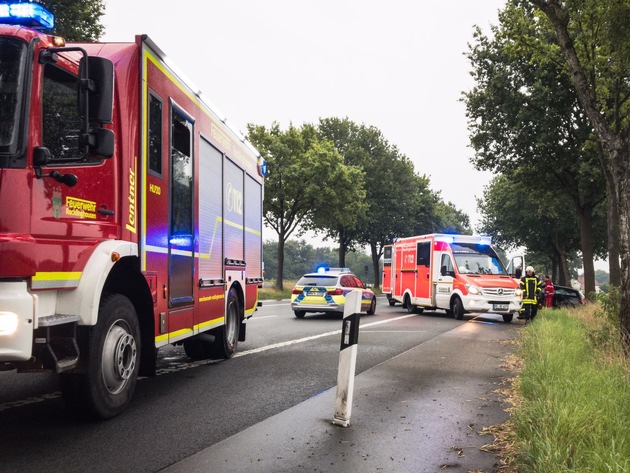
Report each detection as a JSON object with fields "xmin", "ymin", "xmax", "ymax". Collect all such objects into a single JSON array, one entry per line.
[{"xmin": 483, "ymin": 288, "xmax": 515, "ymax": 297}]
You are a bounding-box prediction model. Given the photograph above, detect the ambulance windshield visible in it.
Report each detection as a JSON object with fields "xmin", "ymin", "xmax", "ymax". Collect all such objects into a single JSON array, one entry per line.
[
  {"xmin": 0, "ymin": 37, "xmax": 27, "ymax": 157},
  {"xmin": 451, "ymin": 243, "xmax": 507, "ymax": 275}
]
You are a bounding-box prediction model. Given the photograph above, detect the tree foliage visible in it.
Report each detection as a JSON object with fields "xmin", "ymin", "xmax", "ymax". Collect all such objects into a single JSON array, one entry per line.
[
  {"xmin": 42, "ymin": 0, "xmax": 105, "ymax": 41},
  {"xmin": 463, "ymin": 1, "xmax": 607, "ymax": 295},
  {"xmin": 247, "ymin": 122, "xmax": 364, "ymax": 290}
]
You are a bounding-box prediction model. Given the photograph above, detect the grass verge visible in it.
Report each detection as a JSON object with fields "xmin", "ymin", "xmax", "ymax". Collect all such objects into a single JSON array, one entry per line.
[
  {"xmin": 258, "ymin": 280, "xmax": 296, "ymax": 301},
  {"xmin": 499, "ymin": 305, "xmax": 630, "ymax": 472}
]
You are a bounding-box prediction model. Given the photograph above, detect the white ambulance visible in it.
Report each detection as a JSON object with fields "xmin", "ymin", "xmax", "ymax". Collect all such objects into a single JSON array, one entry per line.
[{"xmin": 382, "ymin": 234, "xmax": 522, "ymax": 322}]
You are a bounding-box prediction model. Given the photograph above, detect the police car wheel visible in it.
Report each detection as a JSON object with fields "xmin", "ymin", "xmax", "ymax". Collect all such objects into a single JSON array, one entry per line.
[
  {"xmin": 367, "ymin": 297, "xmax": 376, "ymax": 315},
  {"xmin": 294, "ymin": 310, "xmax": 306, "ymax": 318}
]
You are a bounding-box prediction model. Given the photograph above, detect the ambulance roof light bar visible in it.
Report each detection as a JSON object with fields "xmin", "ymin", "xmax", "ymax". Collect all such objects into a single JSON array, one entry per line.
[{"xmin": 0, "ymin": 1, "xmax": 55, "ymax": 30}]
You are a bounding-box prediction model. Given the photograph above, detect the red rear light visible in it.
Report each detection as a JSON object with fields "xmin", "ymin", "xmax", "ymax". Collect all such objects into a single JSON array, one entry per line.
[
  {"xmin": 328, "ymin": 288, "xmax": 344, "ymax": 296},
  {"xmin": 292, "ymin": 288, "xmax": 302, "ymax": 294}
]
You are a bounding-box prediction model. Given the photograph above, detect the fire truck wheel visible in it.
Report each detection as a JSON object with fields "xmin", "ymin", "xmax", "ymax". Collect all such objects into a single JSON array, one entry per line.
[
  {"xmin": 367, "ymin": 297, "xmax": 377, "ymax": 315},
  {"xmin": 183, "ymin": 339, "xmax": 212, "ymax": 360},
  {"xmin": 502, "ymin": 313, "xmax": 514, "ymax": 323},
  {"xmin": 452, "ymin": 297, "xmax": 465, "ymax": 320},
  {"xmin": 388, "ymin": 299, "xmax": 396, "ymax": 307},
  {"xmin": 211, "ymin": 288, "xmax": 240, "ymax": 359},
  {"xmin": 62, "ymin": 293, "xmax": 140, "ymax": 419}
]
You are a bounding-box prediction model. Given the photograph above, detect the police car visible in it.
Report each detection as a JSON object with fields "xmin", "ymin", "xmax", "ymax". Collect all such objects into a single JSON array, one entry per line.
[{"xmin": 290, "ymin": 267, "xmax": 377, "ymax": 318}]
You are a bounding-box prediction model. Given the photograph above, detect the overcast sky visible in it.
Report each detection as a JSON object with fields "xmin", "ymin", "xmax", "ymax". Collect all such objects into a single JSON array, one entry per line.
[{"xmin": 102, "ymin": 0, "xmax": 506, "ymax": 242}]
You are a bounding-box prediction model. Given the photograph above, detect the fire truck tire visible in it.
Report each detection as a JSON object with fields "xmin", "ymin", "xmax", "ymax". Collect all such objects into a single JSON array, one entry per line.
[
  {"xmin": 210, "ymin": 288, "xmax": 240, "ymax": 359},
  {"xmin": 452, "ymin": 297, "xmax": 465, "ymax": 320},
  {"xmin": 367, "ymin": 297, "xmax": 377, "ymax": 315},
  {"xmin": 61, "ymin": 293, "xmax": 140, "ymax": 419},
  {"xmin": 503, "ymin": 313, "xmax": 514, "ymax": 323},
  {"xmin": 388, "ymin": 299, "xmax": 396, "ymax": 307},
  {"xmin": 183, "ymin": 339, "xmax": 212, "ymax": 360}
]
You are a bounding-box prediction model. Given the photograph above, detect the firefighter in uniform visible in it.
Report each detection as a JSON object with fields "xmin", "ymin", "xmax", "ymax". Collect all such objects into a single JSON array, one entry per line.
[{"xmin": 519, "ymin": 266, "xmax": 541, "ymax": 321}]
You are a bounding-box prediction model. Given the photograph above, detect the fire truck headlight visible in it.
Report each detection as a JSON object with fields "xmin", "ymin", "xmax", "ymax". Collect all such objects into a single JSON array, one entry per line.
[
  {"xmin": 515, "ymin": 288, "xmax": 523, "ymax": 298},
  {"xmin": 466, "ymin": 284, "xmax": 481, "ymax": 295},
  {"xmin": 0, "ymin": 312, "xmax": 19, "ymax": 336}
]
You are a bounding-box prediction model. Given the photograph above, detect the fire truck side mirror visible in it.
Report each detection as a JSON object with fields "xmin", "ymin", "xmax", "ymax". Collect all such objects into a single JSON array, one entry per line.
[
  {"xmin": 90, "ymin": 127, "xmax": 115, "ymax": 158},
  {"xmin": 78, "ymin": 56, "xmax": 114, "ymax": 124}
]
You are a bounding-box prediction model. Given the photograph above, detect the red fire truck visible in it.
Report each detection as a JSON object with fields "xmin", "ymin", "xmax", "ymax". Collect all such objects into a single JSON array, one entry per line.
[
  {"xmin": 382, "ymin": 234, "xmax": 521, "ymax": 323},
  {"xmin": 0, "ymin": 3, "xmax": 265, "ymax": 418}
]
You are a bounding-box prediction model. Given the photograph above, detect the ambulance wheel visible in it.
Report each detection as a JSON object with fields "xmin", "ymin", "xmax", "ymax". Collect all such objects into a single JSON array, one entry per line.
[
  {"xmin": 367, "ymin": 297, "xmax": 377, "ymax": 315},
  {"xmin": 405, "ymin": 295, "xmax": 415, "ymax": 314},
  {"xmin": 294, "ymin": 310, "xmax": 306, "ymax": 318},
  {"xmin": 503, "ymin": 313, "xmax": 514, "ymax": 323},
  {"xmin": 211, "ymin": 288, "xmax": 240, "ymax": 359},
  {"xmin": 452, "ymin": 297, "xmax": 465, "ymax": 320},
  {"xmin": 62, "ymin": 293, "xmax": 140, "ymax": 420}
]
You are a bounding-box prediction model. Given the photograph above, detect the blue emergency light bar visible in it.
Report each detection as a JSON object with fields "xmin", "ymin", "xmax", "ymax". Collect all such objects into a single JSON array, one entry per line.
[{"xmin": 0, "ymin": 1, "xmax": 55, "ymax": 30}]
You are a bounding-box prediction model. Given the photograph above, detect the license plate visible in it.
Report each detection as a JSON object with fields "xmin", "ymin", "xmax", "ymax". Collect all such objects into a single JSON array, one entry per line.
[{"xmin": 493, "ymin": 303, "xmax": 509, "ymax": 311}]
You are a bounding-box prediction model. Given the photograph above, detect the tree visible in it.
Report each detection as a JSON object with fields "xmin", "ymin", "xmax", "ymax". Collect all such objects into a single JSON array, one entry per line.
[
  {"xmin": 247, "ymin": 123, "xmax": 363, "ymax": 290},
  {"xmin": 316, "ymin": 117, "xmax": 469, "ymax": 287},
  {"xmin": 478, "ymin": 173, "xmax": 582, "ymax": 285},
  {"xmin": 42, "ymin": 0, "xmax": 105, "ymax": 41},
  {"xmin": 526, "ymin": 0, "xmax": 630, "ymax": 354},
  {"xmin": 463, "ymin": 3, "xmax": 608, "ymax": 296}
]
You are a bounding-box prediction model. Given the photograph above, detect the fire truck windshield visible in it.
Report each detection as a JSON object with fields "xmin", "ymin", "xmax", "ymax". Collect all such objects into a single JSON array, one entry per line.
[
  {"xmin": 0, "ymin": 36, "xmax": 27, "ymax": 159},
  {"xmin": 452, "ymin": 243, "xmax": 507, "ymax": 275}
]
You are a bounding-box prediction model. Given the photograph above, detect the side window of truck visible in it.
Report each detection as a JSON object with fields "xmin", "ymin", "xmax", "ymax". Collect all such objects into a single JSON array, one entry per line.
[
  {"xmin": 42, "ymin": 64, "xmax": 83, "ymax": 162},
  {"xmin": 417, "ymin": 242, "xmax": 431, "ymax": 267}
]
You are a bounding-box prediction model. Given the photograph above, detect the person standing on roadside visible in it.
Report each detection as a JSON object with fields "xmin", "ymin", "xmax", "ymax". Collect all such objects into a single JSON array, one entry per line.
[
  {"xmin": 519, "ymin": 266, "xmax": 541, "ymax": 321},
  {"xmin": 543, "ymin": 275, "xmax": 555, "ymax": 308}
]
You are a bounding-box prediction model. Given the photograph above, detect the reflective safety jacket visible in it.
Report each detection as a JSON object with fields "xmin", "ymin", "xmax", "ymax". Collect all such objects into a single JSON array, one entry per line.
[{"xmin": 520, "ymin": 275, "xmax": 541, "ymax": 305}]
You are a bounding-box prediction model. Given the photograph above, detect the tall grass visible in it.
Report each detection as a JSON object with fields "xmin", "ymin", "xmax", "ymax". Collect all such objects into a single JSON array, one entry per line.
[{"xmin": 514, "ymin": 307, "xmax": 630, "ymax": 472}]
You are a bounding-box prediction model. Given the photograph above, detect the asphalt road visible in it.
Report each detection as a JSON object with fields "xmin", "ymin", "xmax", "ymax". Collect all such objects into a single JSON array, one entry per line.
[{"xmin": 0, "ymin": 298, "xmax": 519, "ymax": 472}]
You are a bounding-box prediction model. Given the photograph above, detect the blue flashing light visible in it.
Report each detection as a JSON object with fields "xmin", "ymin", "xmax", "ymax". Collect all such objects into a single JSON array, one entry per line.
[
  {"xmin": 0, "ymin": 2, "xmax": 55, "ymax": 30},
  {"xmin": 478, "ymin": 236, "xmax": 492, "ymax": 246},
  {"xmin": 435, "ymin": 235, "xmax": 454, "ymax": 244},
  {"xmin": 259, "ymin": 159, "xmax": 268, "ymax": 178},
  {"xmin": 316, "ymin": 265, "xmax": 329, "ymax": 274}
]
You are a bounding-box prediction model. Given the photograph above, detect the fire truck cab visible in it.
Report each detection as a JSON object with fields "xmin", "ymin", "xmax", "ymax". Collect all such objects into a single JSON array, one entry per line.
[
  {"xmin": 0, "ymin": 3, "xmax": 264, "ymax": 418},
  {"xmin": 382, "ymin": 234, "xmax": 522, "ymax": 323}
]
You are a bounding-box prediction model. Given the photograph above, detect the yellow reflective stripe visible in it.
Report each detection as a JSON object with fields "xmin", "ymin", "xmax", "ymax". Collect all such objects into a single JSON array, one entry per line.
[{"xmin": 32, "ymin": 271, "xmax": 82, "ymax": 289}]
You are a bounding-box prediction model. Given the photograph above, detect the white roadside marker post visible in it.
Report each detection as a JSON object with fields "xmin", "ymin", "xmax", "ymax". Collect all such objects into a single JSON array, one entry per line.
[{"xmin": 332, "ymin": 290, "xmax": 362, "ymax": 427}]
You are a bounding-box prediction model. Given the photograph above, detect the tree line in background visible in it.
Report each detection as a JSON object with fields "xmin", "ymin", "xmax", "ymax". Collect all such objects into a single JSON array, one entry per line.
[
  {"xmin": 262, "ymin": 240, "xmax": 378, "ymax": 283},
  {"xmin": 464, "ymin": 0, "xmax": 630, "ymax": 354},
  {"xmin": 247, "ymin": 118, "xmax": 471, "ymax": 291}
]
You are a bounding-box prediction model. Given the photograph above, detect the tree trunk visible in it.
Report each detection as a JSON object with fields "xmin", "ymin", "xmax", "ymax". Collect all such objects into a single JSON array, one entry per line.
[
  {"xmin": 275, "ymin": 237, "xmax": 285, "ymax": 291},
  {"xmin": 578, "ymin": 205, "xmax": 596, "ymax": 298},
  {"xmin": 612, "ymin": 143, "xmax": 630, "ymax": 356},
  {"xmin": 338, "ymin": 228, "xmax": 347, "ymax": 268},
  {"xmin": 552, "ymin": 242, "xmax": 570, "ymax": 286},
  {"xmin": 605, "ymin": 169, "xmax": 622, "ymax": 287},
  {"xmin": 370, "ymin": 242, "xmax": 381, "ymax": 289}
]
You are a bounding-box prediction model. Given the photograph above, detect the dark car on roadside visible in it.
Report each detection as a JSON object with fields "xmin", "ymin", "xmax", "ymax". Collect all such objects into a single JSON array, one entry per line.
[{"xmin": 552, "ymin": 285, "xmax": 585, "ymax": 308}]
